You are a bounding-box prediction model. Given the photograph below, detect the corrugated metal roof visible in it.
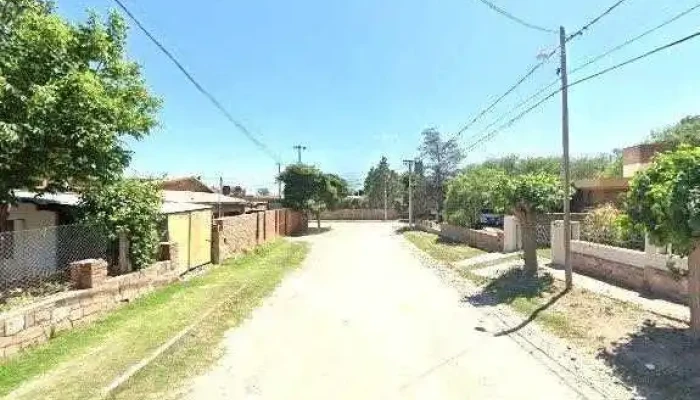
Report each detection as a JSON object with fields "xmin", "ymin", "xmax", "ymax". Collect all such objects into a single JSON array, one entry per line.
[
  {"xmin": 160, "ymin": 201, "xmax": 211, "ymax": 214},
  {"xmin": 14, "ymin": 190, "xmax": 81, "ymax": 206},
  {"xmin": 14, "ymin": 190, "xmax": 211, "ymax": 215},
  {"xmin": 162, "ymin": 190, "xmax": 248, "ymax": 205}
]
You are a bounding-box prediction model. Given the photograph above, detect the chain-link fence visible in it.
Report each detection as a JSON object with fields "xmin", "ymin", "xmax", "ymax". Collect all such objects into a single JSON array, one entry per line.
[{"xmin": 0, "ymin": 224, "xmax": 110, "ymax": 292}]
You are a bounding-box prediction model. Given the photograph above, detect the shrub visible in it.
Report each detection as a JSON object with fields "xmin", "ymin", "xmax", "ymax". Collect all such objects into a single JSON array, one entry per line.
[
  {"xmin": 582, "ymin": 204, "xmax": 645, "ymax": 250},
  {"xmin": 81, "ymin": 178, "xmax": 163, "ymax": 270}
]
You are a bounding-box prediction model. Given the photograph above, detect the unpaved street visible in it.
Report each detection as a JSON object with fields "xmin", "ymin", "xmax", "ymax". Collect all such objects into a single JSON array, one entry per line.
[{"xmin": 184, "ymin": 222, "xmax": 583, "ymax": 399}]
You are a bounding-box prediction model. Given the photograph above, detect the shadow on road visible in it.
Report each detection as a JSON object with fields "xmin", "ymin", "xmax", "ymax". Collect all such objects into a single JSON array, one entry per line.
[
  {"xmin": 463, "ymin": 268, "xmax": 569, "ymax": 335},
  {"xmin": 290, "ymin": 226, "xmax": 332, "ymax": 237},
  {"xmin": 598, "ymin": 320, "xmax": 700, "ymax": 400},
  {"xmin": 466, "ymin": 268, "xmax": 554, "ymax": 306}
]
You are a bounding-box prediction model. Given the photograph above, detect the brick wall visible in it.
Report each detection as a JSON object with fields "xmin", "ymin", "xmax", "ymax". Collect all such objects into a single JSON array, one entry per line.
[
  {"xmin": 211, "ymin": 209, "xmax": 306, "ymax": 263},
  {"xmin": 320, "ymin": 209, "xmax": 399, "ymax": 220},
  {"xmin": 0, "ymin": 243, "xmax": 180, "ymax": 359},
  {"xmin": 438, "ymin": 224, "xmax": 504, "ymax": 253}
]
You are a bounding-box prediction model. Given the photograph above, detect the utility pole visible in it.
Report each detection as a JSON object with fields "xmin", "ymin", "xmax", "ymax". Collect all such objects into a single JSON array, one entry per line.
[
  {"xmin": 277, "ymin": 163, "xmax": 282, "ymax": 199},
  {"xmin": 560, "ymin": 26, "xmax": 573, "ymax": 289},
  {"xmin": 293, "ymin": 145, "xmax": 307, "ymax": 164},
  {"xmin": 217, "ymin": 176, "xmax": 223, "ymax": 218},
  {"xmin": 383, "ymin": 169, "xmax": 388, "ymax": 221},
  {"xmin": 403, "ymin": 159, "xmax": 415, "ymax": 227}
]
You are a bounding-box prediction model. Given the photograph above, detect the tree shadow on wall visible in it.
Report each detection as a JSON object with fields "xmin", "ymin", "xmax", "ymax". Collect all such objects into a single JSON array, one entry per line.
[{"xmin": 598, "ymin": 320, "xmax": 700, "ymax": 400}]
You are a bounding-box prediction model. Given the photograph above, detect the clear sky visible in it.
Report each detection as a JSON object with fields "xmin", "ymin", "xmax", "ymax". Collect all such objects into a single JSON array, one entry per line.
[{"xmin": 58, "ymin": 0, "xmax": 700, "ymax": 191}]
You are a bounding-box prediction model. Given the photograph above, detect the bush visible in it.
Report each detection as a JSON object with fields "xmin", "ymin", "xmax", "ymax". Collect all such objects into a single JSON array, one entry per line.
[
  {"xmin": 81, "ymin": 178, "xmax": 163, "ymax": 270},
  {"xmin": 581, "ymin": 204, "xmax": 644, "ymax": 250}
]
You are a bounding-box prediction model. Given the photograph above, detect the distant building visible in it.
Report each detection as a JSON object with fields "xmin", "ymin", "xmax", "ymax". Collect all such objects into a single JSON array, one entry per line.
[
  {"xmin": 159, "ymin": 177, "xmax": 249, "ymax": 216},
  {"xmin": 622, "ymin": 142, "xmax": 669, "ymax": 178},
  {"xmin": 572, "ymin": 142, "xmax": 668, "ymax": 211}
]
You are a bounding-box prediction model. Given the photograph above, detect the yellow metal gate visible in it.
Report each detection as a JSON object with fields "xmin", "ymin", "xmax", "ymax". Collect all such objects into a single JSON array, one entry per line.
[{"xmin": 166, "ymin": 209, "xmax": 212, "ymax": 270}]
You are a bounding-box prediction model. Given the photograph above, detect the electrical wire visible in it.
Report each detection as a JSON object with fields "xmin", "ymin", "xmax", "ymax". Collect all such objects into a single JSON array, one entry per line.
[
  {"xmin": 467, "ymin": 1, "xmax": 700, "ymax": 145},
  {"xmin": 451, "ymin": 0, "xmax": 633, "ymax": 145},
  {"xmin": 473, "ymin": 0, "xmax": 557, "ymax": 34},
  {"xmin": 463, "ymin": 29, "xmax": 700, "ymax": 154},
  {"xmin": 566, "ymin": 0, "xmax": 629, "ymax": 42},
  {"xmin": 111, "ymin": 0, "xmax": 282, "ymax": 163}
]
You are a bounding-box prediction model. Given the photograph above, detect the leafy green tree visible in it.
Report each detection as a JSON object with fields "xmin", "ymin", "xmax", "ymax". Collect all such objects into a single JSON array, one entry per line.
[
  {"xmin": 0, "ymin": 1, "xmax": 161, "ymax": 229},
  {"xmin": 444, "ymin": 168, "xmax": 507, "ymax": 227},
  {"xmin": 81, "ymin": 178, "xmax": 162, "ymax": 271},
  {"xmin": 504, "ymin": 173, "xmax": 564, "ymax": 275},
  {"xmin": 364, "ymin": 156, "xmax": 402, "ymax": 210},
  {"xmin": 419, "ymin": 128, "xmax": 463, "ymax": 219},
  {"xmin": 278, "ymin": 165, "xmax": 347, "ymax": 228},
  {"xmin": 649, "ymin": 116, "xmax": 700, "ymax": 148},
  {"xmin": 627, "ymin": 146, "xmax": 700, "ymax": 336},
  {"xmin": 476, "ymin": 154, "xmax": 620, "ymax": 180}
]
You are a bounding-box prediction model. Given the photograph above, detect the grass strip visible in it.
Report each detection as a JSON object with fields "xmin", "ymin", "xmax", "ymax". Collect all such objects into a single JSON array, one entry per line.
[{"xmin": 0, "ymin": 240, "xmax": 309, "ymax": 400}]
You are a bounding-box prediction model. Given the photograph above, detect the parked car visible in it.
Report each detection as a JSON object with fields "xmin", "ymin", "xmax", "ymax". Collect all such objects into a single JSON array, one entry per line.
[{"xmin": 479, "ymin": 209, "xmax": 503, "ymax": 227}]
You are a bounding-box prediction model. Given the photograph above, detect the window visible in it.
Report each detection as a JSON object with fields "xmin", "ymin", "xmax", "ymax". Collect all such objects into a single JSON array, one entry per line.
[{"xmin": 1, "ymin": 220, "xmax": 15, "ymax": 259}]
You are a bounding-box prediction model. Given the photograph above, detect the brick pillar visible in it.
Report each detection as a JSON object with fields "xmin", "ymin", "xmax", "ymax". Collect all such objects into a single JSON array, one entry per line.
[
  {"xmin": 69, "ymin": 259, "xmax": 108, "ymax": 289},
  {"xmin": 159, "ymin": 241, "xmax": 181, "ymax": 271}
]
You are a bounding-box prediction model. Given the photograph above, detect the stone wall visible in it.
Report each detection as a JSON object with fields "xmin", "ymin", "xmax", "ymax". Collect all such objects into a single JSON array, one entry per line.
[
  {"xmin": 551, "ymin": 221, "xmax": 688, "ymax": 304},
  {"xmin": 0, "ymin": 243, "xmax": 180, "ymax": 359},
  {"xmin": 320, "ymin": 209, "xmax": 398, "ymax": 220},
  {"xmin": 438, "ymin": 224, "xmax": 504, "ymax": 253},
  {"xmin": 211, "ymin": 209, "xmax": 306, "ymax": 264}
]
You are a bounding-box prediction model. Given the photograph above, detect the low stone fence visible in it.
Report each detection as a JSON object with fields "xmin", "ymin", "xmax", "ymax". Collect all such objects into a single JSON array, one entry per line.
[
  {"xmin": 415, "ymin": 221, "xmax": 504, "ymax": 253},
  {"xmin": 0, "ymin": 242, "xmax": 180, "ymax": 359},
  {"xmin": 551, "ymin": 221, "xmax": 688, "ymax": 304},
  {"xmin": 320, "ymin": 209, "xmax": 398, "ymax": 220},
  {"xmin": 439, "ymin": 224, "xmax": 504, "ymax": 253},
  {"xmin": 211, "ymin": 209, "xmax": 306, "ymax": 264}
]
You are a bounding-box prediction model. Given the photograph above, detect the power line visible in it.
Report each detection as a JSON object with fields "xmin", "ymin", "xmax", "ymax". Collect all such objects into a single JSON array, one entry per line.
[
  {"xmin": 566, "ymin": 0, "xmax": 629, "ymax": 42},
  {"xmin": 463, "ymin": 29, "xmax": 700, "ymax": 154},
  {"xmin": 468, "ymin": 1, "xmax": 700, "ymax": 145},
  {"xmin": 473, "ymin": 0, "xmax": 557, "ymax": 34},
  {"xmin": 452, "ymin": 0, "xmax": 632, "ymax": 144},
  {"xmin": 111, "ymin": 0, "xmax": 282, "ymax": 163},
  {"xmin": 570, "ymin": 2, "xmax": 700, "ymax": 74}
]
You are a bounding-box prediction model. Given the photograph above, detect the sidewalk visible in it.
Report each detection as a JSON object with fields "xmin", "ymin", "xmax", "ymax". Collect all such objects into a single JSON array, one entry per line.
[{"xmin": 469, "ymin": 254, "xmax": 690, "ymax": 323}]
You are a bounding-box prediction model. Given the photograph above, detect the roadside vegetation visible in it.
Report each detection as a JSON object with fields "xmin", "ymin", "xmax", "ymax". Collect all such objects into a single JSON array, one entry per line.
[
  {"xmin": 402, "ymin": 231, "xmax": 483, "ymax": 262},
  {"xmin": 0, "ymin": 240, "xmax": 309, "ymax": 400}
]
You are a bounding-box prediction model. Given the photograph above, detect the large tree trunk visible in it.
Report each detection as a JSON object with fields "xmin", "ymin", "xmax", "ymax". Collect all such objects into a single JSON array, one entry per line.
[
  {"xmin": 688, "ymin": 243, "xmax": 700, "ymax": 339},
  {"xmin": 315, "ymin": 211, "xmax": 321, "ymax": 229},
  {"xmin": 518, "ymin": 211, "xmax": 538, "ymax": 275}
]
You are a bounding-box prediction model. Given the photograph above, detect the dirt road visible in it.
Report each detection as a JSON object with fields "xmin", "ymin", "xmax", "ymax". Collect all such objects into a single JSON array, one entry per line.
[{"xmin": 184, "ymin": 222, "xmax": 585, "ymax": 399}]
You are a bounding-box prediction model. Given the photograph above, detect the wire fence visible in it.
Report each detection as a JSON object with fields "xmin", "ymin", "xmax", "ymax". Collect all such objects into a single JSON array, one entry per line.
[{"xmin": 0, "ymin": 224, "xmax": 111, "ymax": 294}]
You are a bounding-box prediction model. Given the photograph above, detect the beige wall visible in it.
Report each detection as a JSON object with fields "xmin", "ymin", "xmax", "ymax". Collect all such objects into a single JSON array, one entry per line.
[{"xmin": 3, "ymin": 204, "xmax": 59, "ymax": 284}]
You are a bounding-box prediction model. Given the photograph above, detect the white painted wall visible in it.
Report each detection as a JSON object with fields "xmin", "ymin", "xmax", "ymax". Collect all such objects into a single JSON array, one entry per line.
[{"xmin": 2, "ymin": 203, "xmax": 59, "ymax": 284}]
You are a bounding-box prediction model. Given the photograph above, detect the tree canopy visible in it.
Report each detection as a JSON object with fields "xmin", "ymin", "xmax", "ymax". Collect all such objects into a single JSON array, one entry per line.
[
  {"xmin": 278, "ymin": 165, "xmax": 348, "ymax": 227},
  {"xmin": 364, "ymin": 156, "xmax": 402, "ymax": 210},
  {"xmin": 0, "ymin": 1, "xmax": 161, "ymax": 210},
  {"xmin": 444, "ymin": 168, "xmax": 507, "ymax": 227},
  {"xmin": 627, "ymin": 145, "xmax": 700, "ymax": 336},
  {"xmin": 649, "ymin": 115, "xmax": 700, "ymax": 149},
  {"xmin": 418, "ymin": 128, "xmax": 463, "ymax": 217}
]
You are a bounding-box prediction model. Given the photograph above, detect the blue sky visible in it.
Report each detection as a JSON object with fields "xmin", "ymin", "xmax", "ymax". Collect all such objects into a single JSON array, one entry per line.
[{"xmin": 58, "ymin": 0, "xmax": 700, "ymax": 191}]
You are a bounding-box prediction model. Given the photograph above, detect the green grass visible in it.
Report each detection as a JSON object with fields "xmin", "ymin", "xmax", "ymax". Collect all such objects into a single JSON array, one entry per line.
[
  {"xmin": 0, "ymin": 240, "xmax": 309, "ymax": 400},
  {"xmin": 536, "ymin": 247, "xmax": 552, "ymax": 260},
  {"xmin": 403, "ymin": 231, "xmax": 484, "ymax": 262}
]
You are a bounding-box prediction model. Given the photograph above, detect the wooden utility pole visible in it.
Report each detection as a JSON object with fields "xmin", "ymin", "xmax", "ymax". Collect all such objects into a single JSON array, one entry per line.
[
  {"xmin": 217, "ymin": 176, "xmax": 223, "ymax": 218},
  {"xmin": 293, "ymin": 145, "xmax": 307, "ymax": 164},
  {"xmin": 403, "ymin": 159, "xmax": 415, "ymax": 227},
  {"xmin": 277, "ymin": 163, "xmax": 282, "ymax": 198},
  {"xmin": 560, "ymin": 26, "xmax": 573, "ymax": 289},
  {"xmin": 383, "ymin": 170, "xmax": 388, "ymax": 221}
]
